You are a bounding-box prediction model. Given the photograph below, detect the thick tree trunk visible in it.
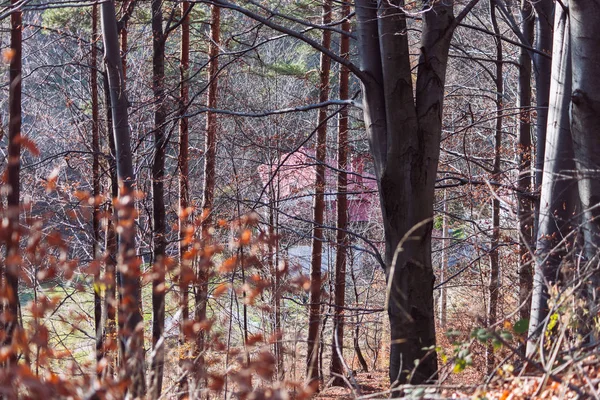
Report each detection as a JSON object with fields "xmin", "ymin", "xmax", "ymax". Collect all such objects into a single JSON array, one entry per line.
[
  {"xmin": 3, "ymin": 0, "xmax": 23, "ymax": 362},
  {"xmin": 150, "ymin": 0, "xmax": 167, "ymax": 396},
  {"xmin": 517, "ymin": 0, "xmax": 534, "ymax": 322},
  {"xmin": 570, "ymin": 1, "xmax": 600, "ymax": 260},
  {"xmin": 178, "ymin": 1, "xmax": 191, "ymax": 396},
  {"xmin": 527, "ymin": 3, "xmax": 576, "ymax": 357},
  {"xmin": 307, "ymin": 0, "xmax": 332, "ymax": 389},
  {"xmin": 487, "ymin": 0, "xmax": 503, "ymax": 374},
  {"xmin": 100, "ymin": 1, "xmax": 145, "ymax": 395},
  {"xmin": 356, "ymin": 0, "xmax": 456, "ymax": 385},
  {"xmin": 330, "ymin": 1, "xmax": 350, "ymax": 386},
  {"xmin": 195, "ymin": 4, "xmax": 220, "ymax": 389}
]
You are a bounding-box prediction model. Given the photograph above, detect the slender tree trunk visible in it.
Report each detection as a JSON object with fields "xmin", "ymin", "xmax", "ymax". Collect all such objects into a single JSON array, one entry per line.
[
  {"xmin": 150, "ymin": 0, "xmax": 167, "ymax": 396},
  {"xmin": 527, "ymin": 3, "xmax": 576, "ymax": 357},
  {"xmin": 330, "ymin": 1, "xmax": 350, "ymax": 386},
  {"xmin": 101, "ymin": 1, "xmax": 145, "ymax": 395},
  {"xmin": 3, "ymin": 0, "xmax": 23, "ymax": 363},
  {"xmin": 306, "ymin": 0, "xmax": 332, "ymax": 390},
  {"xmin": 195, "ymin": 4, "xmax": 220, "ymax": 389},
  {"xmin": 91, "ymin": 3, "xmax": 103, "ymax": 370},
  {"xmin": 517, "ymin": 0, "xmax": 534, "ymax": 322},
  {"xmin": 532, "ymin": 1, "xmax": 554, "ymax": 238},
  {"xmin": 103, "ymin": 69, "xmax": 119, "ymax": 379},
  {"xmin": 178, "ymin": 1, "xmax": 191, "ymax": 396},
  {"xmin": 269, "ymin": 193, "xmax": 284, "ymax": 381},
  {"xmin": 439, "ymin": 190, "xmax": 448, "ymax": 328},
  {"xmin": 487, "ymin": 0, "xmax": 503, "ymax": 374},
  {"xmin": 350, "ymin": 259, "xmax": 368, "ymax": 373}
]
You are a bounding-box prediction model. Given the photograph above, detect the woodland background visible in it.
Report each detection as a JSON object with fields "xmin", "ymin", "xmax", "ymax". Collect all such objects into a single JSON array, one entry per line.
[{"xmin": 0, "ymin": 0, "xmax": 599, "ymax": 398}]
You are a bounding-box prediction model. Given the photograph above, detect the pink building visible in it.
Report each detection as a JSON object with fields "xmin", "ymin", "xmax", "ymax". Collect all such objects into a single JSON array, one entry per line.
[{"xmin": 257, "ymin": 149, "xmax": 380, "ymax": 225}]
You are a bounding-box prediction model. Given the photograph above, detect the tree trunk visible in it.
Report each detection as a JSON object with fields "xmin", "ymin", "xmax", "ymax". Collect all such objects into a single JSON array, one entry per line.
[
  {"xmin": 100, "ymin": 1, "xmax": 145, "ymax": 395},
  {"xmin": 570, "ymin": 1, "xmax": 600, "ymax": 260},
  {"xmin": 3, "ymin": 0, "xmax": 23, "ymax": 363},
  {"xmin": 532, "ymin": 1, "xmax": 554, "ymax": 238},
  {"xmin": 487, "ymin": 0, "xmax": 503, "ymax": 374},
  {"xmin": 527, "ymin": 3, "xmax": 576, "ymax": 357},
  {"xmin": 517, "ymin": 0, "xmax": 534, "ymax": 322},
  {"xmin": 307, "ymin": 0, "xmax": 332, "ymax": 389},
  {"xmin": 195, "ymin": 3, "xmax": 220, "ymax": 389},
  {"xmin": 91, "ymin": 3, "xmax": 103, "ymax": 370},
  {"xmin": 330, "ymin": 0, "xmax": 350, "ymax": 386},
  {"xmin": 150, "ymin": 0, "xmax": 167, "ymax": 396},
  {"xmin": 439, "ymin": 190, "xmax": 448, "ymax": 328},
  {"xmin": 103, "ymin": 67, "xmax": 119, "ymax": 379},
  {"xmin": 350, "ymin": 261, "xmax": 369, "ymax": 373},
  {"xmin": 356, "ymin": 0, "xmax": 456, "ymax": 385},
  {"xmin": 178, "ymin": 0, "xmax": 191, "ymax": 396}
]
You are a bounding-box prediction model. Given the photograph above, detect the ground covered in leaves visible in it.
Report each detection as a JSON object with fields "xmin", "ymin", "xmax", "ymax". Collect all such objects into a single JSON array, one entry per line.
[{"xmin": 315, "ymin": 364, "xmax": 596, "ymax": 399}]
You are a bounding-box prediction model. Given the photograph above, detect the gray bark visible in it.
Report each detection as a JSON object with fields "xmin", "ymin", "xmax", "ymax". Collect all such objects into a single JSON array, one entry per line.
[
  {"xmin": 527, "ymin": 2, "xmax": 577, "ymax": 357},
  {"xmin": 517, "ymin": 0, "xmax": 534, "ymax": 322},
  {"xmin": 570, "ymin": 1, "xmax": 600, "ymax": 261},
  {"xmin": 532, "ymin": 1, "xmax": 554, "ymax": 244},
  {"xmin": 357, "ymin": 0, "xmax": 458, "ymax": 385}
]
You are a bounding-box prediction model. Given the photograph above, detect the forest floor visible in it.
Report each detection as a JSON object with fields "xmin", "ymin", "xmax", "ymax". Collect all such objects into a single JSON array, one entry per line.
[{"xmin": 315, "ymin": 368, "xmax": 587, "ymax": 399}]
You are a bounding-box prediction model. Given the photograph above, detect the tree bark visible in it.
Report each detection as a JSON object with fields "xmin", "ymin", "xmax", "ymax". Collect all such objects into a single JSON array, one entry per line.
[
  {"xmin": 3, "ymin": 0, "xmax": 23, "ymax": 363},
  {"xmin": 487, "ymin": 0, "xmax": 503, "ymax": 374},
  {"xmin": 527, "ymin": 3, "xmax": 576, "ymax": 357},
  {"xmin": 150, "ymin": 0, "xmax": 167, "ymax": 396},
  {"xmin": 570, "ymin": 1, "xmax": 600, "ymax": 260},
  {"xmin": 100, "ymin": 1, "xmax": 145, "ymax": 395},
  {"xmin": 178, "ymin": 0, "xmax": 191, "ymax": 396},
  {"xmin": 91, "ymin": 3, "xmax": 103, "ymax": 370},
  {"xmin": 103, "ymin": 67, "xmax": 119, "ymax": 379},
  {"xmin": 330, "ymin": 0, "xmax": 350, "ymax": 386},
  {"xmin": 307, "ymin": 0, "xmax": 332, "ymax": 389},
  {"xmin": 532, "ymin": 0, "xmax": 554, "ymax": 238},
  {"xmin": 356, "ymin": 0, "xmax": 455, "ymax": 385},
  {"xmin": 195, "ymin": 3, "xmax": 220, "ymax": 389},
  {"xmin": 517, "ymin": 0, "xmax": 534, "ymax": 322}
]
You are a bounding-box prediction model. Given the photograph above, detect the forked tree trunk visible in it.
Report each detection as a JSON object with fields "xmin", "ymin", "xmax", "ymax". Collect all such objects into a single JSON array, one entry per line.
[
  {"xmin": 3, "ymin": 0, "xmax": 23, "ymax": 362},
  {"xmin": 330, "ymin": 0, "xmax": 350, "ymax": 386},
  {"xmin": 178, "ymin": 0, "xmax": 191, "ymax": 396},
  {"xmin": 527, "ymin": 3, "xmax": 576, "ymax": 357},
  {"xmin": 150, "ymin": 0, "xmax": 167, "ymax": 396},
  {"xmin": 100, "ymin": 1, "xmax": 145, "ymax": 395},
  {"xmin": 355, "ymin": 0, "xmax": 469, "ymax": 385},
  {"xmin": 195, "ymin": 4, "xmax": 220, "ymax": 389},
  {"xmin": 307, "ymin": 0, "xmax": 332, "ymax": 390},
  {"xmin": 517, "ymin": 0, "xmax": 534, "ymax": 322}
]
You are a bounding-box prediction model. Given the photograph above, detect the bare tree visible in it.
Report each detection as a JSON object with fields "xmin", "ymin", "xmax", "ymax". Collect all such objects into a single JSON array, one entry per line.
[
  {"xmin": 527, "ymin": 2, "xmax": 576, "ymax": 357},
  {"xmin": 356, "ymin": 0, "xmax": 479, "ymax": 385},
  {"xmin": 3, "ymin": 0, "xmax": 23, "ymax": 365},
  {"xmin": 330, "ymin": 0, "xmax": 350, "ymax": 386},
  {"xmin": 307, "ymin": 0, "xmax": 332, "ymax": 389},
  {"xmin": 100, "ymin": 0, "xmax": 145, "ymax": 394}
]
